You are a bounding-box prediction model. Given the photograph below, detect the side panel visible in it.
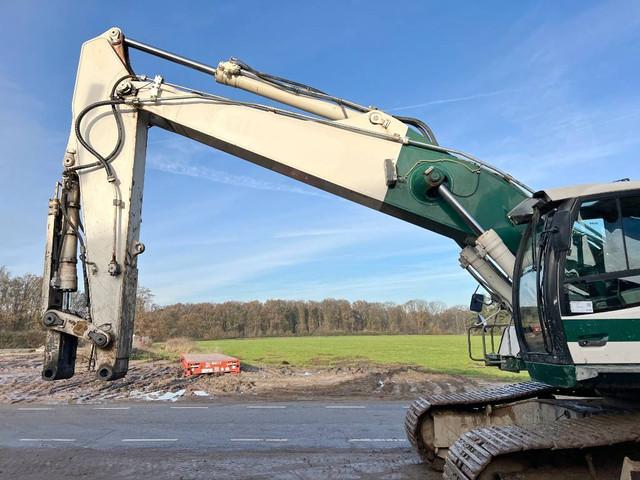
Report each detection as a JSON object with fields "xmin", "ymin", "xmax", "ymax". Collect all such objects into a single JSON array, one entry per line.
[{"xmin": 563, "ymin": 306, "xmax": 640, "ymax": 364}]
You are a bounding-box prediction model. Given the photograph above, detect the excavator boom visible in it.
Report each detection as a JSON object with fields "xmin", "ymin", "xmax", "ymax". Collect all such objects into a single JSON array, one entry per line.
[{"xmin": 41, "ymin": 28, "xmax": 529, "ymax": 381}]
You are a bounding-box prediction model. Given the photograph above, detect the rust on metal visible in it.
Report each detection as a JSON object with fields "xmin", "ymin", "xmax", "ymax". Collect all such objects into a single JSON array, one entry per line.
[{"xmin": 71, "ymin": 319, "xmax": 88, "ymax": 337}]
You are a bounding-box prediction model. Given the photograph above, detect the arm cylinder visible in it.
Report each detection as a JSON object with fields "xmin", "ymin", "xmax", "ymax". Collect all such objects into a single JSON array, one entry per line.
[
  {"xmin": 123, "ymin": 37, "xmax": 359, "ymax": 121},
  {"xmin": 215, "ymin": 61, "xmax": 357, "ymax": 120}
]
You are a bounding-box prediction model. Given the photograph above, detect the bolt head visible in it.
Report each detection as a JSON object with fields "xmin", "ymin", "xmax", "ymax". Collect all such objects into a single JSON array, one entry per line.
[
  {"xmin": 107, "ymin": 28, "xmax": 122, "ymax": 44},
  {"xmin": 63, "ymin": 154, "xmax": 75, "ymax": 167}
]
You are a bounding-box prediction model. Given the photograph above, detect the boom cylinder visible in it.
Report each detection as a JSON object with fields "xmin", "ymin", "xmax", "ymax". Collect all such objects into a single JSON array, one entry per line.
[
  {"xmin": 459, "ymin": 246, "xmax": 512, "ymax": 308},
  {"xmin": 475, "ymin": 229, "xmax": 516, "ymax": 279}
]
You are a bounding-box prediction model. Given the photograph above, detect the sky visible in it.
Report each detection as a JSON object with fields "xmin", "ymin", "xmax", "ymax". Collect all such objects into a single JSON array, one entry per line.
[{"xmin": 1, "ymin": 1, "xmax": 638, "ymax": 306}]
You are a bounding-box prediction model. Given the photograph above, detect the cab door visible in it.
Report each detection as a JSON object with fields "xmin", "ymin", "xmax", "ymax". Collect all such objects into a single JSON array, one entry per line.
[{"xmin": 513, "ymin": 206, "xmax": 575, "ymax": 386}]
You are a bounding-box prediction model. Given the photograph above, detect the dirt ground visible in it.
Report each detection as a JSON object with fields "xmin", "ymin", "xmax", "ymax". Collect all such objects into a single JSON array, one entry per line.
[
  {"xmin": 0, "ymin": 350, "xmax": 487, "ymax": 404},
  {"xmin": 0, "ymin": 448, "xmax": 433, "ymax": 480}
]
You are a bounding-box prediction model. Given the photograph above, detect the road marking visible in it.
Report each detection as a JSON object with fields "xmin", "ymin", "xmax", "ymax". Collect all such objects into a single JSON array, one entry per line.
[
  {"xmin": 93, "ymin": 407, "xmax": 130, "ymax": 410},
  {"xmin": 348, "ymin": 438, "xmax": 408, "ymax": 442},
  {"xmin": 20, "ymin": 438, "xmax": 75, "ymax": 442},
  {"xmin": 230, "ymin": 438, "xmax": 288, "ymax": 442},
  {"xmin": 325, "ymin": 405, "xmax": 366, "ymax": 409},
  {"xmin": 18, "ymin": 407, "xmax": 53, "ymax": 411},
  {"xmin": 169, "ymin": 406, "xmax": 209, "ymax": 409},
  {"xmin": 121, "ymin": 438, "xmax": 177, "ymax": 442},
  {"xmin": 246, "ymin": 405, "xmax": 287, "ymax": 409}
]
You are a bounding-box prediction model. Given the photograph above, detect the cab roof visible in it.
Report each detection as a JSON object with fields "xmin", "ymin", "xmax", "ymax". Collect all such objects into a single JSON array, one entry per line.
[{"xmin": 534, "ymin": 181, "xmax": 640, "ymax": 202}]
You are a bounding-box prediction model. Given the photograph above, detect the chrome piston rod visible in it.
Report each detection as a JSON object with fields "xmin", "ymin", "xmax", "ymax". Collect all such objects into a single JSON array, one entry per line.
[
  {"xmin": 124, "ymin": 37, "xmax": 217, "ymax": 76},
  {"xmin": 437, "ymin": 184, "xmax": 485, "ymax": 236}
]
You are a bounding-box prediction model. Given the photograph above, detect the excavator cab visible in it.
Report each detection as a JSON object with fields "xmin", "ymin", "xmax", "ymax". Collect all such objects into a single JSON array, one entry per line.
[{"xmin": 513, "ymin": 184, "xmax": 640, "ymax": 389}]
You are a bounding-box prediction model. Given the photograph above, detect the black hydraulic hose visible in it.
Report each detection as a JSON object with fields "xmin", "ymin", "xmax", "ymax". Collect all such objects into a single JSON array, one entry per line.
[
  {"xmin": 232, "ymin": 60, "xmax": 440, "ymax": 144},
  {"xmin": 393, "ymin": 115, "xmax": 438, "ymax": 145},
  {"xmin": 231, "ymin": 58, "xmax": 370, "ymax": 113},
  {"xmin": 232, "ymin": 58, "xmax": 328, "ymax": 96},
  {"xmin": 67, "ymin": 74, "xmax": 137, "ymax": 177},
  {"xmin": 70, "ymin": 99, "xmax": 125, "ymax": 179}
]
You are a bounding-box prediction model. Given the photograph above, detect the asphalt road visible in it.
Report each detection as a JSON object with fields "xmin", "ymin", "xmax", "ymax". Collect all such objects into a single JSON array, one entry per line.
[{"xmin": 0, "ymin": 400, "xmax": 436, "ymax": 479}]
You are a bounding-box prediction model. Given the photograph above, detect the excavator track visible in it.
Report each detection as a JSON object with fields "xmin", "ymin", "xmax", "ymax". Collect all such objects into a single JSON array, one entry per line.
[
  {"xmin": 405, "ymin": 382, "xmax": 554, "ymax": 468},
  {"xmin": 443, "ymin": 412, "xmax": 640, "ymax": 479}
]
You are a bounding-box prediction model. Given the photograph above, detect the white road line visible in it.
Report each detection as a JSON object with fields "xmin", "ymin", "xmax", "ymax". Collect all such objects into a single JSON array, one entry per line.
[
  {"xmin": 348, "ymin": 438, "xmax": 408, "ymax": 442},
  {"xmin": 18, "ymin": 407, "xmax": 53, "ymax": 411},
  {"xmin": 169, "ymin": 406, "xmax": 209, "ymax": 409},
  {"xmin": 230, "ymin": 438, "xmax": 288, "ymax": 442},
  {"xmin": 93, "ymin": 407, "xmax": 130, "ymax": 410},
  {"xmin": 121, "ymin": 438, "xmax": 177, "ymax": 442},
  {"xmin": 246, "ymin": 406, "xmax": 287, "ymax": 409},
  {"xmin": 325, "ymin": 405, "xmax": 366, "ymax": 409},
  {"xmin": 20, "ymin": 438, "xmax": 76, "ymax": 442}
]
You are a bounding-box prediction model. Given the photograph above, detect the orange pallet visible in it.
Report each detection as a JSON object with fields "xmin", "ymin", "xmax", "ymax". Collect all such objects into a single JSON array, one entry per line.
[{"xmin": 180, "ymin": 353, "xmax": 240, "ymax": 377}]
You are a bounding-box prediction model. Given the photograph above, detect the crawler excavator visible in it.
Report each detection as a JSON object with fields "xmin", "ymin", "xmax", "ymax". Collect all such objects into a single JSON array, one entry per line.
[{"xmin": 40, "ymin": 28, "xmax": 640, "ymax": 479}]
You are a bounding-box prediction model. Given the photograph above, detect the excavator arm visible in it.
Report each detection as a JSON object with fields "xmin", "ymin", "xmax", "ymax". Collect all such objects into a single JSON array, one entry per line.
[{"xmin": 41, "ymin": 28, "xmax": 531, "ymax": 381}]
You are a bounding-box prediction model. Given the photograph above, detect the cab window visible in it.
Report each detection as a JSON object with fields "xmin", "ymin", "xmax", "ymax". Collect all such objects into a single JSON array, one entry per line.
[
  {"xmin": 622, "ymin": 196, "xmax": 640, "ymax": 269},
  {"xmin": 517, "ymin": 218, "xmax": 548, "ymax": 352},
  {"xmin": 563, "ymin": 195, "xmax": 640, "ymax": 314},
  {"xmin": 564, "ymin": 198, "xmax": 625, "ymax": 278}
]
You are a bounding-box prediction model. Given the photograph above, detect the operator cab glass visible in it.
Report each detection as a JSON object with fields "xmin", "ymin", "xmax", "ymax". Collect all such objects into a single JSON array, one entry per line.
[
  {"xmin": 563, "ymin": 195, "xmax": 640, "ymax": 314},
  {"xmin": 516, "ymin": 215, "xmax": 548, "ymax": 353}
]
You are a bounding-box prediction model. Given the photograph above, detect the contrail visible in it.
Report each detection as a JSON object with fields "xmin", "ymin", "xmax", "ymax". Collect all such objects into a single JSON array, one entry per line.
[
  {"xmin": 148, "ymin": 155, "xmax": 329, "ymax": 198},
  {"xmin": 387, "ymin": 88, "xmax": 519, "ymax": 112}
]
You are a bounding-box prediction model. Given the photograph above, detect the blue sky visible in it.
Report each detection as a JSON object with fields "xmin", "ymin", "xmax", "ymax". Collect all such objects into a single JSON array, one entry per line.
[{"xmin": 1, "ymin": 1, "xmax": 638, "ymax": 306}]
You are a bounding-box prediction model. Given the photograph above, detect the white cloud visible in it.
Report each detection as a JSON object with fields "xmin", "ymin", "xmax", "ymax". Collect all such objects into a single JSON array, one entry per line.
[
  {"xmin": 147, "ymin": 138, "xmax": 330, "ymax": 198},
  {"xmin": 147, "ymin": 232, "xmax": 364, "ymax": 302}
]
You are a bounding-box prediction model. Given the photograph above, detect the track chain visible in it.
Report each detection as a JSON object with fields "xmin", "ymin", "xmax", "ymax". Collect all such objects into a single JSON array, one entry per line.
[
  {"xmin": 443, "ymin": 413, "xmax": 640, "ymax": 479},
  {"xmin": 405, "ymin": 382, "xmax": 554, "ymax": 463}
]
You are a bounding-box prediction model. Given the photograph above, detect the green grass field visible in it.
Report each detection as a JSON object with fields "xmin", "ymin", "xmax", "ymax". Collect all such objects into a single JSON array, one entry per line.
[{"xmin": 192, "ymin": 335, "xmax": 527, "ymax": 380}]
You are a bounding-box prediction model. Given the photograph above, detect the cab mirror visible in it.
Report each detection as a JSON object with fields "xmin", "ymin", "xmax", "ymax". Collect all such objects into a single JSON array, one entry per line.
[
  {"xmin": 469, "ymin": 293, "xmax": 485, "ymax": 312},
  {"xmin": 551, "ymin": 210, "xmax": 572, "ymax": 252}
]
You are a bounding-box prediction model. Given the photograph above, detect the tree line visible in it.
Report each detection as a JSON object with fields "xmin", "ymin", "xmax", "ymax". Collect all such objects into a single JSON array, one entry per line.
[
  {"xmin": 0, "ymin": 266, "xmax": 43, "ymax": 348},
  {"xmin": 136, "ymin": 294, "xmax": 475, "ymax": 341},
  {"xmin": 0, "ymin": 266, "xmax": 476, "ymax": 347}
]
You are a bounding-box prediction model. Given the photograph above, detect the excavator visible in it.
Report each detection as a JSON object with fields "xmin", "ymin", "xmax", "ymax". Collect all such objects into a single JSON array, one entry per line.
[{"xmin": 40, "ymin": 28, "xmax": 640, "ymax": 479}]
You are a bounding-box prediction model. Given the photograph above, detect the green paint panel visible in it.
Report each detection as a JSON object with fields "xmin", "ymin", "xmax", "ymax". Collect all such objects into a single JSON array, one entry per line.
[
  {"xmin": 383, "ymin": 130, "xmax": 529, "ymax": 252},
  {"xmin": 526, "ymin": 361, "xmax": 577, "ymax": 388},
  {"xmin": 563, "ymin": 318, "xmax": 640, "ymax": 342}
]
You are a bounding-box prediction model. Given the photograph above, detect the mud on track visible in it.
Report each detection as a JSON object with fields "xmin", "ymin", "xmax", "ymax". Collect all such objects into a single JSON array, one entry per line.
[{"xmin": 0, "ymin": 351, "xmax": 484, "ymax": 404}]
